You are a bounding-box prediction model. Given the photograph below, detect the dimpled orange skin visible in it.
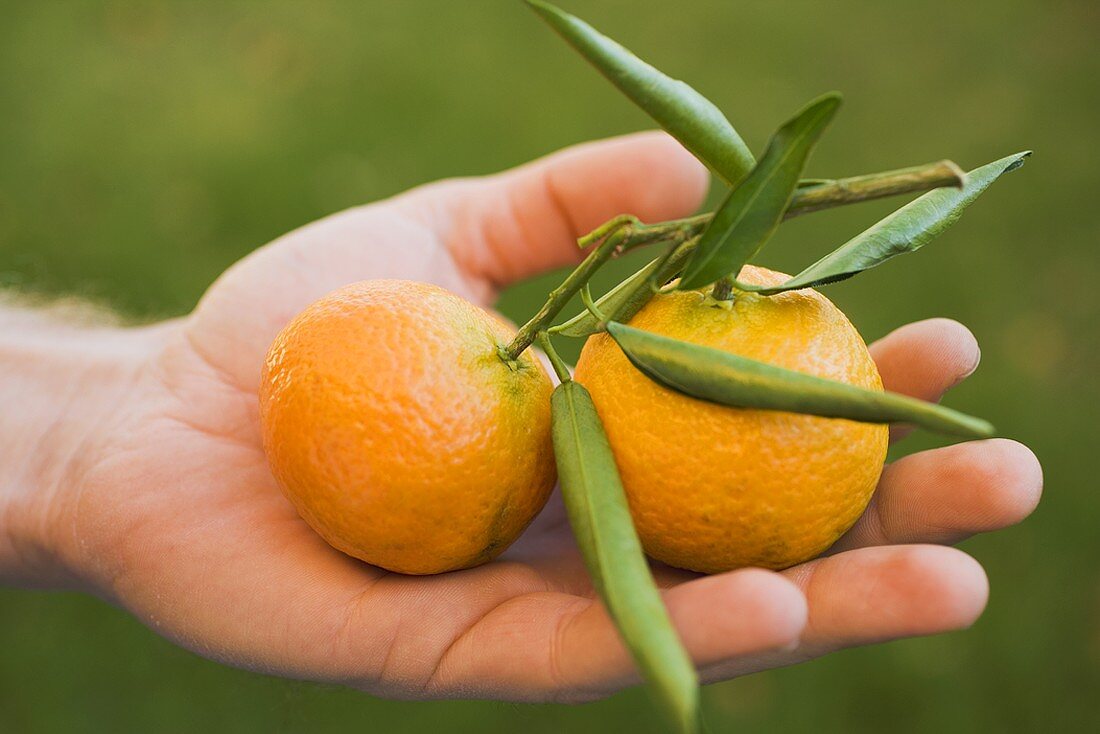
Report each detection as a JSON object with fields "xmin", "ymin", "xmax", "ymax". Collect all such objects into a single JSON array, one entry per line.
[
  {"xmin": 259, "ymin": 280, "xmax": 556, "ymax": 575},
  {"xmin": 574, "ymin": 265, "xmax": 889, "ymax": 573}
]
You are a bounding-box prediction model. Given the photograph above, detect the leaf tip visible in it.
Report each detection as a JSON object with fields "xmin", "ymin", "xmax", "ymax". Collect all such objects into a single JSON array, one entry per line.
[
  {"xmin": 778, "ymin": 91, "xmax": 842, "ymax": 141},
  {"xmin": 524, "ymin": 0, "xmax": 565, "ymax": 25},
  {"xmin": 1004, "ymin": 150, "xmax": 1033, "ymax": 173},
  {"xmin": 812, "ymin": 90, "xmax": 844, "ymax": 113},
  {"xmin": 971, "ymin": 419, "xmax": 997, "ymax": 439},
  {"xmin": 946, "ymin": 413, "xmax": 995, "ymax": 439}
]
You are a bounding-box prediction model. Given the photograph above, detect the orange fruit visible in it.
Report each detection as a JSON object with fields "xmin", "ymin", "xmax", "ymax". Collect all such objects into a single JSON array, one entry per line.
[
  {"xmin": 574, "ymin": 265, "xmax": 889, "ymax": 573},
  {"xmin": 259, "ymin": 279, "xmax": 556, "ymax": 575}
]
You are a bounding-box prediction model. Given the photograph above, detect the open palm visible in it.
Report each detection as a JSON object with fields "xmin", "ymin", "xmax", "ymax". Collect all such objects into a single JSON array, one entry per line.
[{"xmin": 61, "ymin": 132, "xmax": 1041, "ymax": 703}]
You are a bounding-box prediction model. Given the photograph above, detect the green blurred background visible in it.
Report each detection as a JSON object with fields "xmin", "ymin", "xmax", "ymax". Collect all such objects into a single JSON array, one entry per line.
[{"xmin": 1, "ymin": 0, "xmax": 1097, "ymax": 731}]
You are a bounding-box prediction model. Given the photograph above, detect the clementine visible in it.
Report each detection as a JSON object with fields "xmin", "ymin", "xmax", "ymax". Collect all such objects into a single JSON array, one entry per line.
[
  {"xmin": 259, "ymin": 280, "xmax": 556, "ymax": 575},
  {"xmin": 574, "ymin": 265, "xmax": 889, "ymax": 573}
]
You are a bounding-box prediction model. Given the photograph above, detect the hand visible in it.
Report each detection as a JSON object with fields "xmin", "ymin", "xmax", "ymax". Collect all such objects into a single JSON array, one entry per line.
[{"xmin": 1, "ymin": 132, "xmax": 1041, "ymax": 702}]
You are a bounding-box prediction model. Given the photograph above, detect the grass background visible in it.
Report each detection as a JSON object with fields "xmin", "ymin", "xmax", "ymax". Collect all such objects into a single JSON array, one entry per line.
[{"xmin": 1, "ymin": 0, "xmax": 1097, "ymax": 731}]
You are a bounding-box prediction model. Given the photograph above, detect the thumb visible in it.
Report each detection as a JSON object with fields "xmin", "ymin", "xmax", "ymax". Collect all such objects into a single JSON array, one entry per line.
[{"xmin": 410, "ymin": 131, "xmax": 710, "ymax": 288}]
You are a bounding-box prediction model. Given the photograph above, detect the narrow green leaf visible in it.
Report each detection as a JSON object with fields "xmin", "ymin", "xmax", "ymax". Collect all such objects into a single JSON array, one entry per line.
[
  {"xmin": 526, "ymin": 0, "xmax": 754, "ymax": 185},
  {"xmin": 678, "ymin": 93, "xmax": 841, "ymax": 290},
  {"xmin": 743, "ymin": 152, "xmax": 1032, "ymax": 295},
  {"xmin": 550, "ymin": 381, "xmax": 699, "ymax": 734},
  {"xmin": 606, "ymin": 322, "xmax": 994, "ymax": 438}
]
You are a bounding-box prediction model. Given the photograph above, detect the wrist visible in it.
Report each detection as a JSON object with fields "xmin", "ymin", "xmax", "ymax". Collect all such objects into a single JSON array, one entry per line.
[{"xmin": 0, "ymin": 307, "xmax": 162, "ymax": 587}]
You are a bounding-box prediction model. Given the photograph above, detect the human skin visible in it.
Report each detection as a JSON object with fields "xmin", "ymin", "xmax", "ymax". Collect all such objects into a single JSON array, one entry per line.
[{"xmin": 0, "ymin": 132, "xmax": 1042, "ymax": 702}]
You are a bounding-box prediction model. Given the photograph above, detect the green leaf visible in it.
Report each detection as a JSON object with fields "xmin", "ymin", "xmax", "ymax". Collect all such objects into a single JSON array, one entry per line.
[
  {"xmin": 678, "ymin": 93, "xmax": 841, "ymax": 290},
  {"xmin": 742, "ymin": 152, "xmax": 1032, "ymax": 295},
  {"xmin": 553, "ymin": 241, "xmax": 695, "ymax": 338},
  {"xmin": 606, "ymin": 322, "xmax": 994, "ymax": 438},
  {"xmin": 525, "ymin": 0, "xmax": 754, "ymax": 185},
  {"xmin": 550, "ymin": 381, "xmax": 699, "ymax": 734}
]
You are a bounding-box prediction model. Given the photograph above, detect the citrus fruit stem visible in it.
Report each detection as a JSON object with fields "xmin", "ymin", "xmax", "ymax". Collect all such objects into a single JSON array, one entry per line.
[
  {"xmin": 536, "ymin": 331, "xmax": 572, "ymax": 383},
  {"xmin": 579, "ymin": 283, "xmax": 608, "ymax": 324},
  {"xmin": 576, "ymin": 214, "xmax": 639, "ymax": 248},
  {"xmin": 710, "ymin": 276, "xmax": 736, "ymax": 302},
  {"xmin": 505, "ymin": 159, "xmax": 963, "ymax": 362},
  {"xmin": 575, "ymin": 158, "xmax": 967, "ymax": 270},
  {"xmin": 789, "ymin": 159, "xmax": 965, "ymax": 216},
  {"xmin": 501, "ymin": 226, "xmax": 629, "ymax": 361},
  {"xmin": 550, "ymin": 236, "xmax": 699, "ymax": 339}
]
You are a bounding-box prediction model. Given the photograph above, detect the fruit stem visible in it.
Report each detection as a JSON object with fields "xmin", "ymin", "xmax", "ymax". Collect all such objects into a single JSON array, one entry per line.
[
  {"xmin": 710, "ymin": 276, "xmax": 735, "ymax": 302},
  {"xmin": 501, "ymin": 226, "xmax": 630, "ymax": 360},
  {"xmin": 577, "ymin": 159, "xmax": 967, "ymax": 257},
  {"xmin": 577, "ymin": 214, "xmax": 638, "ymax": 248},
  {"xmin": 788, "ymin": 159, "xmax": 966, "ymax": 216},
  {"xmin": 536, "ymin": 331, "xmax": 572, "ymax": 383},
  {"xmin": 580, "ymin": 283, "xmax": 608, "ymax": 324},
  {"xmin": 504, "ymin": 160, "xmax": 963, "ymax": 361}
]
